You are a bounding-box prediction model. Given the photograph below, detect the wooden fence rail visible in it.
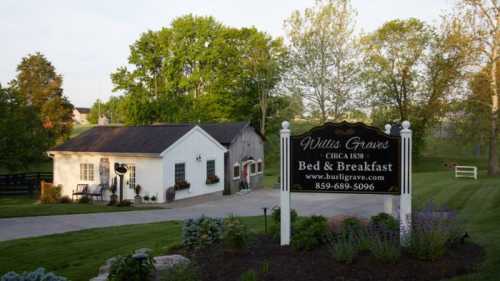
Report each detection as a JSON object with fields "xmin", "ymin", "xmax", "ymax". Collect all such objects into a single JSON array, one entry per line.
[{"xmin": 0, "ymin": 172, "xmax": 53, "ymax": 196}]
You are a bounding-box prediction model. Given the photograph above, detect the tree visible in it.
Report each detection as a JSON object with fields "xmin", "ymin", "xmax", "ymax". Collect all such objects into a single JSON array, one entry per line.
[
  {"xmin": 361, "ymin": 18, "xmax": 473, "ymax": 157},
  {"xmin": 284, "ymin": 0, "xmax": 360, "ymax": 122},
  {"xmin": 240, "ymin": 30, "xmax": 288, "ymax": 135},
  {"xmin": 11, "ymin": 53, "xmax": 74, "ymax": 144},
  {"xmin": 112, "ymin": 15, "xmax": 286, "ymax": 132},
  {"xmin": 88, "ymin": 96, "xmax": 127, "ymax": 124},
  {"xmin": 452, "ymin": 0, "xmax": 500, "ymax": 175},
  {"xmin": 0, "ymin": 84, "xmax": 50, "ymax": 171}
]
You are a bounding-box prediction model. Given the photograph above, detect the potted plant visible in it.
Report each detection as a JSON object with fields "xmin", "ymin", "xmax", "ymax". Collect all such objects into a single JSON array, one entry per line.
[
  {"xmin": 134, "ymin": 184, "xmax": 142, "ymax": 204},
  {"xmin": 206, "ymin": 175, "xmax": 220, "ymax": 185},
  {"xmin": 166, "ymin": 187, "xmax": 175, "ymax": 203},
  {"xmin": 143, "ymin": 194, "xmax": 150, "ymax": 203},
  {"xmin": 108, "ymin": 178, "xmax": 118, "ymax": 206},
  {"xmin": 174, "ymin": 180, "xmax": 190, "ymax": 191}
]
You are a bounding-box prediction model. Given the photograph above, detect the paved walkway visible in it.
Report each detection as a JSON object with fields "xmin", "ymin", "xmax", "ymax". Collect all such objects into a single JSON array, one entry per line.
[{"xmin": 0, "ymin": 189, "xmax": 387, "ymax": 241}]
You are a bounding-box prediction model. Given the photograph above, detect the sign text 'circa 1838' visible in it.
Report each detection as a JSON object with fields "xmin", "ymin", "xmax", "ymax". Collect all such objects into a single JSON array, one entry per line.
[{"xmin": 290, "ymin": 122, "xmax": 400, "ymax": 194}]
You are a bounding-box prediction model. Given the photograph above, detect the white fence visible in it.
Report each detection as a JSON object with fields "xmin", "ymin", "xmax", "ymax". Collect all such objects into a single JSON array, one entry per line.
[{"xmin": 455, "ymin": 166, "xmax": 477, "ymax": 180}]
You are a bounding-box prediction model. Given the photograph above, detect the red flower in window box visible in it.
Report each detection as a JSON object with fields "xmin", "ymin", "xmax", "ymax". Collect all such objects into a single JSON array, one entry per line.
[
  {"xmin": 206, "ymin": 175, "xmax": 220, "ymax": 185},
  {"xmin": 174, "ymin": 180, "xmax": 190, "ymax": 191}
]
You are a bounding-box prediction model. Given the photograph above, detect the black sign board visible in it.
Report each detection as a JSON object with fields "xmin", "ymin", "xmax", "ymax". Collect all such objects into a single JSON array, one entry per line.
[{"xmin": 290, "ymin": 122, "xmax": 400, "ymax": 194}]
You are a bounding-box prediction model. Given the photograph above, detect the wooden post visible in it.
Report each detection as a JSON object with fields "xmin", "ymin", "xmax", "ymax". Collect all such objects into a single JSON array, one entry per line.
[
  {"xmin": 280, "ymin": 121, "xmax": 291, "ymax": 246},
  {"xmin": 400, "ymin": 121, "xmax": 412, "ymax": 245}
]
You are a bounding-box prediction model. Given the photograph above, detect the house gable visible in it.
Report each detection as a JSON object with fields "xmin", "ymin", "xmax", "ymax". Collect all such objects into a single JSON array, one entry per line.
[{"xmin": 160, "ymin": 126, "xmax": 228, "ymax": 157}]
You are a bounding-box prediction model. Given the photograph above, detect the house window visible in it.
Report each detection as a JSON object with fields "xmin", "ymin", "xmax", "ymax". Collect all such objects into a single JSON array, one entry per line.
[
  {"xmin": 127, "ymin": 164, "xmax": 136, "ymax": 189},
  {"xmin": 233, "ymin": 163, "xmax": 240, "ymax": 179},
  {"xmin": 250, "ymin": 162, "xmax": 256, "ymax": 175},
  {"xmin": 207, "ymin": 160, "xmax": 215, "ymax": 177},
  {"xmin": 80, "ymin": 163, "xmax": 94, "ymax": 181},
  {"xmin": 175, "ymin": 163, "xmax": 186, "ymax": 183},
  {"xmin": 257, "ymin": 160, "xmax": 263, "ymax": 174}
]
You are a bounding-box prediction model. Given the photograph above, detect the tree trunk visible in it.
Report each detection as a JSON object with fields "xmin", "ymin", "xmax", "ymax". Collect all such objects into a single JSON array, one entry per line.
[
  {"xmin": 488, "ymin": 15, "xmax": 499, "ymax": 176},
  {"xmin": 260, "ymin": 101, "xmax": 267, "ymax": 136},
  {"xmin": 488, "ymin": 56, "xmax": 498, "ymax": 175}
]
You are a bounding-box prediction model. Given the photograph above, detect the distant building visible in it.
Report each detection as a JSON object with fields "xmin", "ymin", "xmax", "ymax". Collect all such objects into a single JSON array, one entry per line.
[
  {"xmin": 73, "ymin": 107, "xmax": 90, "ymax": 125},
  {"xmin": 98, "ymin": 115, "xmax": 110, "ymax": 126}
]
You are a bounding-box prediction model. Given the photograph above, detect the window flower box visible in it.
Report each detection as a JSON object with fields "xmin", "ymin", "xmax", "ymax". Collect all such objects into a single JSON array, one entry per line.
[
  {"xmin": 174, "ymin": 180, "xmax": 191, "ymax": 191},
  {"xmin": 206, "ymin": 175, "xmax": 220, "ymax": 185}
]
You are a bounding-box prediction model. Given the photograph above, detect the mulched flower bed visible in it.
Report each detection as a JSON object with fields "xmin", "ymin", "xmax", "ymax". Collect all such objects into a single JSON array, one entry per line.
[{"xmin": 183, "ymin": 235, "xmax": 483, "ymax": 281}]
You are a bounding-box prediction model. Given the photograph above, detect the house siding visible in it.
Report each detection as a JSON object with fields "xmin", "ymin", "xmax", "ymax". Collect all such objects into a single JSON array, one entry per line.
[
  {"xmin": 227, "ymin": 126, "xmax": 264, "ymax": 193},
  {"xmin": 162, "ymin": 128, "xmax": 225, "ymax": 200},
  {"xmin": 53, "ymin": 153, "xmax": 163, "ymax": 201}
]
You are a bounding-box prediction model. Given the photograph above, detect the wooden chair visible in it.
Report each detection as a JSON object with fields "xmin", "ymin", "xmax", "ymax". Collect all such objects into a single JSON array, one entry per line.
[
  {"xmin": 72, "ymin": 184, "xmax": 89, "ymax": 200},
  {"xmin": 89, "ymin": 185, "xmax": 104, "ymax": 201}
]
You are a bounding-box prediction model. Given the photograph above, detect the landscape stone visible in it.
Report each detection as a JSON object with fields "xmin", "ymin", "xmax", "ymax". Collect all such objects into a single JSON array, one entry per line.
[
  {"xmin": 154, "ymin": 254, "xmax": 190, "ymax": 271},
  {"xmin": 89, "ymin": 273, "xmax": 108, "ymax": 281}
]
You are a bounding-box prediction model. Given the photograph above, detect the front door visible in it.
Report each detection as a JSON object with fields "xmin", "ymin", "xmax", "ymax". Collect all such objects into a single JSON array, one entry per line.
[{"xmin": 242, "ymin": 162, "xmax": 251, "ymax": 189}]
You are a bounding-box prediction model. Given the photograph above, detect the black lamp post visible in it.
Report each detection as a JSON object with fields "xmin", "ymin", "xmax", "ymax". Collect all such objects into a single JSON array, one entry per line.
[{"xmin": 114, "ymin": 163, "xmax": 128, "ymax": 202}]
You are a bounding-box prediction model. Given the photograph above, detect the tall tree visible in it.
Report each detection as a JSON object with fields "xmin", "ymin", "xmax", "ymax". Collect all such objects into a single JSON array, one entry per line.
[
  {"xmin": 11, "ymin": 53, "xmax": 73, "ymax": 144},
  {"xmin": 112, "ymin": 15, "xmax": 286, "ymax": 131},
  {"xmin": 361, "ymin": 18, "xmax": 473, "ymax": 157},
  {"xmin": 0, "ymin": 84, "xmax": 50, "ymax": 171},
  {"xmin": 452, "ymin": 0, "xmax": 500, "ymax": 175},
  {"xmin": 284, "ymin": 0, "xmax": 360, "ymax": 122},
  {"xmin": 240, "ymin": 29, "xmax": 288, "ymax": 135}
]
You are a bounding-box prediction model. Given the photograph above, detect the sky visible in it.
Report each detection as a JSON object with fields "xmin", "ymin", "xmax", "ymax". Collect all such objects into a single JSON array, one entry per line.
[{"xmin": 1, "ymin": 0, "xmax": 454, "ymax": 107}]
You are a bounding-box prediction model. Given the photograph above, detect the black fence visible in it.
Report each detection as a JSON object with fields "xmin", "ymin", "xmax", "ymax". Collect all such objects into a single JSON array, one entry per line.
[{"xmin": 0, "ymin": 172, "xmax": 53, "ymax": 196}]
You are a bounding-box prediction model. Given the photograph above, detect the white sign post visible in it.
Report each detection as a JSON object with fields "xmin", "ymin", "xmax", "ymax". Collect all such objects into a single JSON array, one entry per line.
[
  {"xmin": 279, "ymin": 120, "xmax": 412, "ymax": 246},
  {"xmin": 280, "ymin": 121, "xmax": 291, "ymax": 245},
  {"xmin": 399, "ymin": 121, "xmax": 412, "ymax": 245}
]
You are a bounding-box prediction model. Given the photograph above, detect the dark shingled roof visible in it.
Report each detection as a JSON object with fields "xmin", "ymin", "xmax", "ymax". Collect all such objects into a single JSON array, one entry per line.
[
  {"xmin": 51, "ymin": 125, "xmax": 194, "ymax": 153},
  {"xmin": 200, "ymin": 122, "xmax": 249, "ymax": 146},
  {"xmin": 75, "ymin": 107, "xmax": 90, "ymax": 114},
  {"xmin": 50, "ymin": 122, "xmax": 260, "ymax": 153}
]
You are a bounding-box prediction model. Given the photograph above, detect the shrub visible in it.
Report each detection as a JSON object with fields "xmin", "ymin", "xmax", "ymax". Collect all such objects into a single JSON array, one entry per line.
[
  {"xmin": 40, "ymin": 185, "xmax": 62, "ymax": 204},
  {"xmin": 407, "ymin": 202, "xmax": 464, "ymax": 261},
  {"xmin": 223, "ymin": 215, "xmax": 249, "ymax": 250},
  {"xmin": 271, "ymin": 208, "xmax": 298, "ymax": 224},
  {"xmin": 58, "ymin": 196, "xmax": 72, "ymax": 204},
  {"xmin": 108, "ymin": 251, "xmax": 155, "ymax": 281},
  {"xmin": 269, "ymin": 207, "xmax": 298, "ymax": 239},
  {"xmin": 340, "ymin": 217, "xmax": 365, "ymax": 238},
  {"xmin": 116, "ymin": 200, "xmax": 132, "ymax": 207},
  {"xmin": 291, "ymin": 215, "xmax": 328, "ymax": 251},
  {"xmin": 158, "ymin": 263, "xmax": 199, "ymax": 281},
  {"xmin": 151, "ymin": 195, "xmax": 157, "ymax": 202},
  {"xmin": 78, "ymin": 196, "xmax": 91, "ymax": 204},
  {"xmin": 326, "ymin": 233, "xmax": 358, "ymax": 264},
  {"xmin": 369, "ymin": 213, "xmax": 399, "ymax": 233},
  {"xmin": 108, "ymin": 197, "xmax": 117, "ymax": 206},
  {"xmin": 143, "ymin": 195, "xmax": 150, "ymax": 201},
  {"xmin": 1, "ymin": 267, "xmax": 67, "ymax": 281},
  {"xmin": 367, "ymin": 230, "xmax": 401, "ymax": 264},
  {"xmin": 182, "ymin": 216, "xmax": 224, "ymax": 249},
  {"xmin": 239, "ymin": 270, "xmax": 257, "ymax": 281}
]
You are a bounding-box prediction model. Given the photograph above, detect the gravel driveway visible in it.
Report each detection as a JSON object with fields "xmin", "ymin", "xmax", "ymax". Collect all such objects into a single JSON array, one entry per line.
[{"xmin": 0, "ymin": 189, "xmax": 389, "ymax": 241}]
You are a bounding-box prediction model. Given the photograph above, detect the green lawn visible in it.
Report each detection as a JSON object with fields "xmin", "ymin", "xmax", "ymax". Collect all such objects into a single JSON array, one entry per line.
[
  {"xmin": 0, "ymin": 197, "xmax": 161, "ymax": 218},
  {"xmin": 0, "ymin": 171, "xmax": 498, "ymax": 280},
  {"xmin": 0, "ymin": 217, "xmax": 265, "ymax": 281}
]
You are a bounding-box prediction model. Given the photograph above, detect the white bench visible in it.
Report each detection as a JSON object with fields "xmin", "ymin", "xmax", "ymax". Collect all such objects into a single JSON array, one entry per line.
[{"xmin": 455, "ymin": 166, "xmax": 478, "ymax": 180}]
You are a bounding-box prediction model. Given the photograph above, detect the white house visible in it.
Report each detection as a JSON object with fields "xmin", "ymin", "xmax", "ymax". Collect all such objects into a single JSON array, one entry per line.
[
  {"xmin": 73, "ymin": 107, "xmax": 90, "ymax": 125},
  {"xmin": 48, "ymin": 124, "xmax": 227, "ymax": 202}
]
